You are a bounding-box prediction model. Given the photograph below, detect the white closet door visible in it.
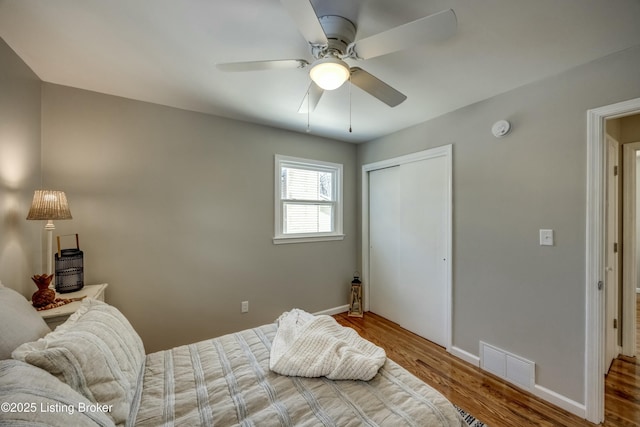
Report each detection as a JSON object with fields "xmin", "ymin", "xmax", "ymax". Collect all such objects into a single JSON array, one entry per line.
[
  {"xmin": 369, "ymin": 166, "xmax": 401, "ymax": 322},
  {"xmin": 368, "ymin": 150, "xmax": 450, "ymax": 347},
  {"xmin": 397, "ymin": 157, "xmax": 448, "ymax": 346}
]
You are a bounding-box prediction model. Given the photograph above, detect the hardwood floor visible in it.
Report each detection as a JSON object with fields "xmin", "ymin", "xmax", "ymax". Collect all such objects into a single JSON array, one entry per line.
[
  {"xmin": 602, "ymin": 296, "xmax": 640, "ymax": 426},
  {"xmin": 334, "ymin": 300, "xmax": 640, "ymax": 427}
]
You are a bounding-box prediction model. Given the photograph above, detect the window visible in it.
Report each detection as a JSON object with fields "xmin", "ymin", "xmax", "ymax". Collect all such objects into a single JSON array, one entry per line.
[{"xmin": 274, "ymin": 155, "xmax": 344, "ymax": 244}]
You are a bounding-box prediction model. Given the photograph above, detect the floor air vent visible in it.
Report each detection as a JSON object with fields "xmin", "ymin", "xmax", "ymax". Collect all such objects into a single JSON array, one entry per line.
[{"xmin": 480, "ymin": 341, "xmax": 535, "ymax": 391}]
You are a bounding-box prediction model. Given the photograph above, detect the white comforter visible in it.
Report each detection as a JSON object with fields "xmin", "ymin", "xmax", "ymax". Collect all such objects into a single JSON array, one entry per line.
[{"xmin": 269, "ymin": 309, "xmax": 386, "ymax": 381}]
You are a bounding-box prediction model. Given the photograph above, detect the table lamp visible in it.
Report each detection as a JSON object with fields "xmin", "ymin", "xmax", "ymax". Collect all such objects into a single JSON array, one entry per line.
[{"xmin": 26, "ymin": 190, "xmax": 72, "ymax": 275}]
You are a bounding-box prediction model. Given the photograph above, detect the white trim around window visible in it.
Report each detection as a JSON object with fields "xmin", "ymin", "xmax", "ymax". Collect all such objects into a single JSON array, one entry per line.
[{"xmin": 273, "ymin": 155, "xmax": 344, "ymax": 244}]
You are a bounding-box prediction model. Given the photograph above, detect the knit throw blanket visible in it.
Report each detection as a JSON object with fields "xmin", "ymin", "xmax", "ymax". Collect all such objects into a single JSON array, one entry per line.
[{"xmin": 269, "ymin": 309, "xmax": 386, "ymax": 381}]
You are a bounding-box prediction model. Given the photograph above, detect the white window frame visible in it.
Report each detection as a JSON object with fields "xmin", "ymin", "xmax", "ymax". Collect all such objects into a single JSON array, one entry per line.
[{"xmin": 274, "ymin": 154, "xmax": 344, "ymax": 244}]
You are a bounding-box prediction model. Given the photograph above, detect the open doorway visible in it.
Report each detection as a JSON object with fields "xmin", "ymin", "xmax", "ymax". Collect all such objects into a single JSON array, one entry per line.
[
  {"xmin": 605, "ymin": 114, "xmax": 640, "ymax": 365},
  {"xmin": 586, "ymin": 99, "xmax": 640, "ymax": 423}
]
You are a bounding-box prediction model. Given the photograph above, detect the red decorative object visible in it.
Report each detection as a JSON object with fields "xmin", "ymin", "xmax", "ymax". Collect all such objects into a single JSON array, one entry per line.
[{"xmin": 31, "ymin": 274, "xmax": 55, "ymax": 308}]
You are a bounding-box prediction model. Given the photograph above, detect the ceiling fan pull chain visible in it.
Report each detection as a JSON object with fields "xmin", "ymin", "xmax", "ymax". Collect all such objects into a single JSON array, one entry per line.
[
  {"xmin": 306, "ymin": 87, "xmax": 311, "ymax": 133},
  {"xmin": 349, "ymin": 74, "xmax": 353, "ymax": 133}
]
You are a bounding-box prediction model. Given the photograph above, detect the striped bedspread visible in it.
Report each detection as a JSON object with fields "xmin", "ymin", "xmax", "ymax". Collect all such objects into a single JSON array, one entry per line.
[{"xmin": 129, "ymin": 323, "xmax": 463, "ymax": 426}]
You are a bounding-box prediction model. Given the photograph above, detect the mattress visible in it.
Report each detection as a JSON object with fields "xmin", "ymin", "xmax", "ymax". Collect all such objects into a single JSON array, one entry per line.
[{"xmin": 130, "ymin": 323, "xmax": 463, "ymax": 426}]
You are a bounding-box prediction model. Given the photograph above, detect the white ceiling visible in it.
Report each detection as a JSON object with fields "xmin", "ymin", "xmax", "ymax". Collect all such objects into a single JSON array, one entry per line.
[{"xmin": 1, "ymin": 0, "xmax": 640, "ymax": 143}]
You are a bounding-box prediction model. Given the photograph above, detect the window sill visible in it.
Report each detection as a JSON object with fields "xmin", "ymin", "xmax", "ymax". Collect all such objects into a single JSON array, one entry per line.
[{"xmin": 273, "ymin": 234, "xmax": 345, "ymax": 245}]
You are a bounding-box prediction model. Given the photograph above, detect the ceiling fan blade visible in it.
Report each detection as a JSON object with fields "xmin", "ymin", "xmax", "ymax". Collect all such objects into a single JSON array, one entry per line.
[
  {"xmin": 350, "ymin": 67, "xmax": 407, "ymax": 107},
  {"xmin": 280, "ymin": 0, "xmax": 328, "ymax": 45},
  {"xmin": 217, "ymin": 59, "xmax": 309, "ymax": 72},
  {"xmin": 298, "ymin": 82, "xmax": 324, "ymax": 113},
  {"xmin": 349, "ymin": 9, "xmax": 457, "ymax": 60}
]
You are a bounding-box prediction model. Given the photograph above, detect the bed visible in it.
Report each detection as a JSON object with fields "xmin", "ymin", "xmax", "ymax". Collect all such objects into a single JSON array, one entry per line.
[{"xmin": 0, "ymin": 282, "xmax": 464, "ymax": 426}]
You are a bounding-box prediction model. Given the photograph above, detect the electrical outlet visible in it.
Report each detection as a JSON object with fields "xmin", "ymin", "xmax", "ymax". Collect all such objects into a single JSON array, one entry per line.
[{"xmin": 241, "ymin": 301, "xmax": 249, "ymax": 313}]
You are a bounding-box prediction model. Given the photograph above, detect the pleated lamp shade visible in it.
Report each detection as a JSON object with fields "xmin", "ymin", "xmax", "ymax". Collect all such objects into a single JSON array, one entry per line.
[{"xmin": 26, "ymin": 190, "xmax": 72, "ymax": 221}]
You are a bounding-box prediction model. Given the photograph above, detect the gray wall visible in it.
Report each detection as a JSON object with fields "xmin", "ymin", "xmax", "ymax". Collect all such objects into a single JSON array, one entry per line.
[
  {"xmin": 41, "ymin": 84, "xmax": 357, "ymax": 352},
  {"xmin": 0, "ymin": 38, "xmax": 42, "ymax": 296},
  {"xmin": 357, "ymin": 45, "xmax": 640, "ymax": 403}
]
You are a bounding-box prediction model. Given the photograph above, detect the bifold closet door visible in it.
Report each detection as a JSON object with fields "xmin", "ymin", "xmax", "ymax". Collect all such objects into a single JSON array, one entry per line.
[
  {"xmin": 369, "ymin": 166, "xmax": 401, "ymax": 323},
  {"xmin": 369, "ymin": 155, "xmax": 449, "ymax": 347}
]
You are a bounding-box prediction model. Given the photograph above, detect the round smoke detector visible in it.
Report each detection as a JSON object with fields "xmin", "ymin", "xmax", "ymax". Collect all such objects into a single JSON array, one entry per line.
[{"xmin": 491, "ymin": 120, "xmax": 511, "ymax": 138}]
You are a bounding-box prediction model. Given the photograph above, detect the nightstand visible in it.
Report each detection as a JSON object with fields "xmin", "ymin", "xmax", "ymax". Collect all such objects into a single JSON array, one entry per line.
[{"xmin": 37, "ymin": 283, "xmax": 109, "ymax": 329}]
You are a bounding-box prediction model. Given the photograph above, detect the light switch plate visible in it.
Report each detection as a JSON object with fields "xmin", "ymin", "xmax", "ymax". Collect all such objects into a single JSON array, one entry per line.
[{"xmin": 539, "ymin": 229, "xmax": 554, "ymax": 246}]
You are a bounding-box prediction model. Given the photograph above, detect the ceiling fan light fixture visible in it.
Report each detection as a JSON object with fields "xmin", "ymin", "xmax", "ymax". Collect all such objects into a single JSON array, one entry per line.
[{"xmin": 309, "ymin": 57, "xmax": 350, "ymax": 90}]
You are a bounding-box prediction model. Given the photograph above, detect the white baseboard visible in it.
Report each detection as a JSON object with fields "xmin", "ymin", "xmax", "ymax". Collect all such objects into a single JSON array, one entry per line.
[
  {"xmin": 533, "ymin": 384, "xmax": 586, "ymax": 419},
  {"xmin": 450, "ymin": 346, "xmax": 480, "ymax": 367},
  {"xmin": 314, "ymin": 304, "xmax": 349, "ymax": 316}
]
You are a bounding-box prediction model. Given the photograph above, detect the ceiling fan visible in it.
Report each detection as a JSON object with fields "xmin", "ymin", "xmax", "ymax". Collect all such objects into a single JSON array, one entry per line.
[{"xmin": 217, "ymin": 0, "xmax": 457, "ymax": 113}]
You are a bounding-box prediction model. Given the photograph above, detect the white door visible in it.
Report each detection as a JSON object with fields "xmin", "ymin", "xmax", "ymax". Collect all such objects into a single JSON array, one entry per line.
[
  {"xmin": 368, "ymin": 148, "xmax": 451, "ymax": 347},
  {"xmin": 369, "ymin": 166, "xmax": 401, "ymax": 323},
  {"xmin": 605, "ymin": 135, "xmax": 620, "ymax": 374}
]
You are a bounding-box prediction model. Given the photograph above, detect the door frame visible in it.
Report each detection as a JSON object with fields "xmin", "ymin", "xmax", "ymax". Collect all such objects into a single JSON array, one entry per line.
[
  {"xmin": 361, "ymin": 144, "xmax": 453, "ymax": 351},
  {"xmin": 586, "ymin": 97, "xmax": 640, "ymax": 423}
]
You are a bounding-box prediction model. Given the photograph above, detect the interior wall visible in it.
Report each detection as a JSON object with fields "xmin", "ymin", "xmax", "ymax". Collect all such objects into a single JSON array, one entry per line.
[
  {"xmin": 41, "ymin": 84, "xmax": 357, "ymax": 352},
  {"xmin": 357, "ymin": 45, "xmax": 640, "ymax": 404},
  {"xmin": 0, "ymin": 38, "xmax": 42, "ymax": 296},
  {"xmin": 620, "ymin": 115, "xmax": 640, "ymax": 143}
]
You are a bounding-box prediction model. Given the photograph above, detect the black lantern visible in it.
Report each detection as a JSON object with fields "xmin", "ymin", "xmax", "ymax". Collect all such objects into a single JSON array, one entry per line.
[
  {"xmin": 348, "ymin": 272, "xmax": 363, "ymax": 318},
  {"xmin": 55, "ymin": 234, "xmax": 84, "ymax": 293}
]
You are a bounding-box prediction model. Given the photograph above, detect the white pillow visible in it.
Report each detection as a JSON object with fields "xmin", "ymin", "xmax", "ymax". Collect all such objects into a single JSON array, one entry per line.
[
  {"xmin": 0, "ymin": 359, "xmax": 115, "ymax": 426},
  {"xmin": 0, "ymin": 282, "xmax": 51, "ymax": 359},
  {"xmin": 12, "ymin": 299, "xmax": 145, "ymax": 426}
]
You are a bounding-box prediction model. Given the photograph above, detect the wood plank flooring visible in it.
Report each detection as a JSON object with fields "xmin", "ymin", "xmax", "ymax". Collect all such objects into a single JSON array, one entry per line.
[
  {"xmin": 601, "ymin": 295, "xmax": 640, "ymax": 426},
  {"xmin": 334, "ymin": 299, "xmax": 640, "ymax": 427}
]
